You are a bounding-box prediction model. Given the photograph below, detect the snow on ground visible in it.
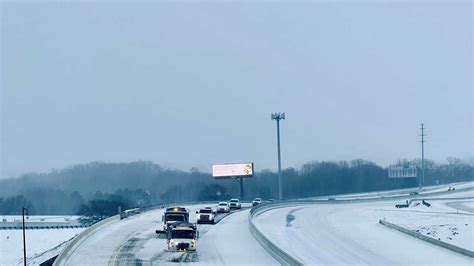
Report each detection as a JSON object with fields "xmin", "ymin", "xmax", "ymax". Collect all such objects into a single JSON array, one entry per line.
[
  {"xmin": 0, "ymin": 227, "xmax": 84, "ymax": 265},
  {"xmin": 60, "ymin": 207, "xmax": 170, "ymax": 265},
  {"xmin": 380, "ymin": 199, "xmax": 474, "ymax": 250},
  {"xmin": 461, "ymin": 201, "xmax": 474, "ymax": 209},
  {"xmin": 1, "ymin": 215, "xmax": 80, "ymax": 223},
  {"xmin": 448, "ymin": 201, "xmax": 474, "ymax": 212},
  {"xmin": 1, "ymin": 215, "xmax": 83, "ymax": 230},
  {"xmin": 253, "ymin": 191, "xmax": 473, "ymax": 265},
  {"xmin": 426, "ymin": 182, "xmax": 474, "ymax": 194},
  {"xmin": 308, "ymin": 181, "xmax": 473, "ymax": 201},
  {"xmin": 132, "ymin": 207, "xmax": 275, "ymax": 265},
  {"xmin": 185, "ymin": 209, "xmax": 275, "ymax": 265},
  {"xmin": 428, "ymin": 189, "xmax": 474, "ymax": 199},
  {"xmin": 58, "ymin": 203, "xmax": 273, "ymax": 265}
]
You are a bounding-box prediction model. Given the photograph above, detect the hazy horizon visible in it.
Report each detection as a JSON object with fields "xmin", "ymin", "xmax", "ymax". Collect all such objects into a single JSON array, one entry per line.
[
  {"xmin": 1, "ymin": 1, "xmax": 472, "ymax": 179},
  {"xmin": 2, "ymin": 156, "xmax": 474, "ymax": 180}
]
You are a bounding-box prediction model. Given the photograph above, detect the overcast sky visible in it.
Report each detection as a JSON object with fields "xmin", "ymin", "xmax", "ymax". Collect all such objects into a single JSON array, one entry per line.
[{"xmin": 1, "ymin": 1, "xmax": 472, "ymax": 178}]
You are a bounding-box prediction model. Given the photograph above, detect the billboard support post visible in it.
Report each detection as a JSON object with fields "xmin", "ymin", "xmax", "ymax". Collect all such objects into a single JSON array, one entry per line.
[{"xmin": 234, "ymin": 177, "xmax": 244, "ymax": 200}]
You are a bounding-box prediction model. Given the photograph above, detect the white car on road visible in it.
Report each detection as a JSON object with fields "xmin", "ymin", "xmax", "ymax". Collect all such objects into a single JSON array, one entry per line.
[
  {"xmin": 196, "ymin": 208, "xmax": 215, "ymax": 224},
  {"xmin": 229, "ymin": 199, "xmax": 241, "ymax": 209},
  {"xmin": 252, "ymin": 198, "xmax": 262, "ymax": 206},
  {"xmin": 217, "ymin": 202, "xmax": 230, "ymax": 213}
]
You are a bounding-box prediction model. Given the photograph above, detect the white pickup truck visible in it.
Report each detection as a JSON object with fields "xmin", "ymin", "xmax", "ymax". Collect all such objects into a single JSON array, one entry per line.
[
  {"xmin": 229, "ymin": 199, "xmax": 241, "ymax": 209},
  {"xmin": 196, "ymin": 208, "xmax": 215, "ymax": 224}
]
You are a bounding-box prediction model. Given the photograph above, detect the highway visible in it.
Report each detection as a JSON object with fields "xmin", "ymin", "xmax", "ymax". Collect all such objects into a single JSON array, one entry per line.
[
  {"xmin": 55, "ymin": 183, "xmax": 473, "ymax": 265},
  {"xmin": 252, "ymin": 190, "xmax": 473, "ymax": 265},
  {"xmin": 55, "ymin": 204, "xmax": 275, "ymax": 265}
]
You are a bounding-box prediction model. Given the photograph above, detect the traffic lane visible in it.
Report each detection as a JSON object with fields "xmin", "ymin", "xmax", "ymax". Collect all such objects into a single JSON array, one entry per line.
[
  {"xmin": 115, "ymin": 204, "xmax": 208, "ymax": 264},
  {"xmin": 195, "ymin": 202, "xmax": 252, "ymax": 225},
  {"xmin": 196, "ymin": 209, "xmax": 277, "ymax": 265},
  {"xmin": 212, "ymin": 206, "xmax": 251, "ymax": 224},
  {"xmin": 59, "ymin": 208, "xmax": 165, "ymax": 265},
  {"xmin": 130, "ymin": 207, "xmax": 256, "ymax": 264}
]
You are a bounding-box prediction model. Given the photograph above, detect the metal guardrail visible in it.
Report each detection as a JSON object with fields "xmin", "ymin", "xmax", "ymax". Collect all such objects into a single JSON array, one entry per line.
[
  {"xmin": 379, "ymin": 219, "xmax": 474, "ymax": 258},
  {"xmin": 53, "ymin": 214, "xmax": 119, "ymax": 265},
  {"xmin": 119, "ymin": 208, "xmax": 141, "ymax": 220},
  {"xmin": 0, "ymin": 224, "xmax": 87, "ymax": 230},
  {"xmin": 249, "ymin": 202, "xmax": 303, "ymax": 265}
]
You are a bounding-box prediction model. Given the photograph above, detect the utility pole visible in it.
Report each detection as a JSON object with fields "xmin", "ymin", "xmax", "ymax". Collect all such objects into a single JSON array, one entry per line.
[
  {"xmin": 22, "ymin": 207, "xmax": 28, "ymax": 266},
  {"xmin": 271, "ymin": 113, "xmax": 285, "ymax": 201},
  {"xmin": 419, "ymin": 123, "xmax": 426, "ymax": 190}
]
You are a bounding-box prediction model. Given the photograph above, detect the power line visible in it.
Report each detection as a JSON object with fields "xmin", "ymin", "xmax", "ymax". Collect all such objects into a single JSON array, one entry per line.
[{"xmin": 419, "ymin": 123, "xmax": 426, "ymax": 189}]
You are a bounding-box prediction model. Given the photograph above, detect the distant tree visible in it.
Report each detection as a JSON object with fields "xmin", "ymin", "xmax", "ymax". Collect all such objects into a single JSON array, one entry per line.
[
  {"xmin": 93, "ymin": 191, "xmax": 105, "ymax": 200},
  {"xmin": 160, "ymin": 185, "xmax": 184, "ymax": 203},
  {"xmin": 0, "ymin": 195, "xmax": 35, "ymax": 215},
  {"xmin": 70, "ymin": 191, "xmax": 85, "ymax": 213},
  {"xmin": 198, "ymin": 184, "xmax": 230, "ymax": 201},
  {"xmin": 112, "ymin": 188, "xmax": 152, "ymax": 207},
  {"xmin": 0, "ymin": 159, "xmax": 472, "ymax": 215},
  {"xmin": 77, "ymin": 199, "xmax": 130, "ymax": 220}
]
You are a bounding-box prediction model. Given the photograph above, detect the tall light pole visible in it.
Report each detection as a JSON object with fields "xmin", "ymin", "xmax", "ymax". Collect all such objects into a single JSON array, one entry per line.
[
  {"xmin": 22, "ymin": 207, "xmax": 28, "ymax": 266},
  {"xmin": 419, "ymin": 123, "xmax": 426, "ymax": 190},
  {"xmin": 271, "ymin": 113, "xmax": 285, "ymax": 201}
]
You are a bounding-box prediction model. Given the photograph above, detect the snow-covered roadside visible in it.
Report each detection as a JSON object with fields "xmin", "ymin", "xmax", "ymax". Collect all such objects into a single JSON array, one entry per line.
[
  {"xmin": 382, "ymin": 199, "xmax": 473, "ymax": 251},
  {"xmin": 253, "ymin": 197, "xmax": 473, "ymax": 264},
  {"xmin": 0, "ymin": 228, "xmax": 84, "ymax": 265}
]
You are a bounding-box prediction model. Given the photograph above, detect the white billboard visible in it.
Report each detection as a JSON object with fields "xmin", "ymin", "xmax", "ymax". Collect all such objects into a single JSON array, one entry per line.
[
  {"xmin": 212, "ymin": 163, "xmax": 254, "ymax": 178},
  {"xmin": 388, "ymin": 165, "xmax": 417, "ymax": 178}
]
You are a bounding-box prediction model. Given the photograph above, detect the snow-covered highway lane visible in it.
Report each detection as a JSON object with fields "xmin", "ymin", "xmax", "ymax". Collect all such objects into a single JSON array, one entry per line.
[
  {"xmin": 253, "ymin": 199, "xmax": 473, "ymax": 265},
  {"xmin": 55, "ymin": 204, "xmax": 275, "ymax": 265}
]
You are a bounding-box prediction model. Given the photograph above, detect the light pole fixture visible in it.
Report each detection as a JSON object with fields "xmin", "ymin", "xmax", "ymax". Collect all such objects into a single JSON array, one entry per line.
[{"xmin": 271, "ymin": 113, "xmax": 285, "ymax": 200}]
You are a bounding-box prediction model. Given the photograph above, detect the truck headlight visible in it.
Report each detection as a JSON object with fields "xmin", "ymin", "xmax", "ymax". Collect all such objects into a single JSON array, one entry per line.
[
  {"xmin": 169, "ymin": 240, "xmax": 175, "ymax": 247},
  {"xmin": 191, "ymin": 240, "xmax": 196, "ymax": 247}
]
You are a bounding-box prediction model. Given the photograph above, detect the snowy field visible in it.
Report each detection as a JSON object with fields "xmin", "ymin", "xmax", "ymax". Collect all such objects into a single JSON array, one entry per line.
[
  {"xmin": 1, "ymin": 215, "xmax": 80, "ymax": 223},
  {"xmin": 253, "ymin": 189, "xmax": 473, "ymax": 265},
  {"xmin": 0, "ymin": 226, "xmax": 84, "ymax": 265},
  {"xmin": 0, "ymin": 215, "xmax": 83, "ymax": 230}
]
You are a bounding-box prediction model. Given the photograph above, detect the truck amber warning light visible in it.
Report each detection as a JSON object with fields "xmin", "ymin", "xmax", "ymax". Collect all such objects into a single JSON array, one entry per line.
[{"xmin": 212, "ymin": 163, "xmax": 254, "ymax": 178}]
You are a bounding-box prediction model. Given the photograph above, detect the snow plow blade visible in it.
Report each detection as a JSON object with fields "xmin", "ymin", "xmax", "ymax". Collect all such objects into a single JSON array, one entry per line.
[{"xmin": 156, "ymin": 229, "xmax": 167, "ymax": 238}]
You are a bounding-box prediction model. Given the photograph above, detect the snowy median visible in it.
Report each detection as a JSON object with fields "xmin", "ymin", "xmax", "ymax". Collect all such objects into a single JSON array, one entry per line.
[{"xmin": 377, "ymin": 199, "xmax": 474, "ymax": 256}]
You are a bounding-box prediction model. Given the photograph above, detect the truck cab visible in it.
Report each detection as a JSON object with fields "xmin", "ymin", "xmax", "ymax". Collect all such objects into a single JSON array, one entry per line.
[
  {"xmin": 166, "ymin": 222, "xmax": 199, "ymax": 252},
  {"xmin": 162, "ymin": 207, "xmax": 190, "ymax": 230}
]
